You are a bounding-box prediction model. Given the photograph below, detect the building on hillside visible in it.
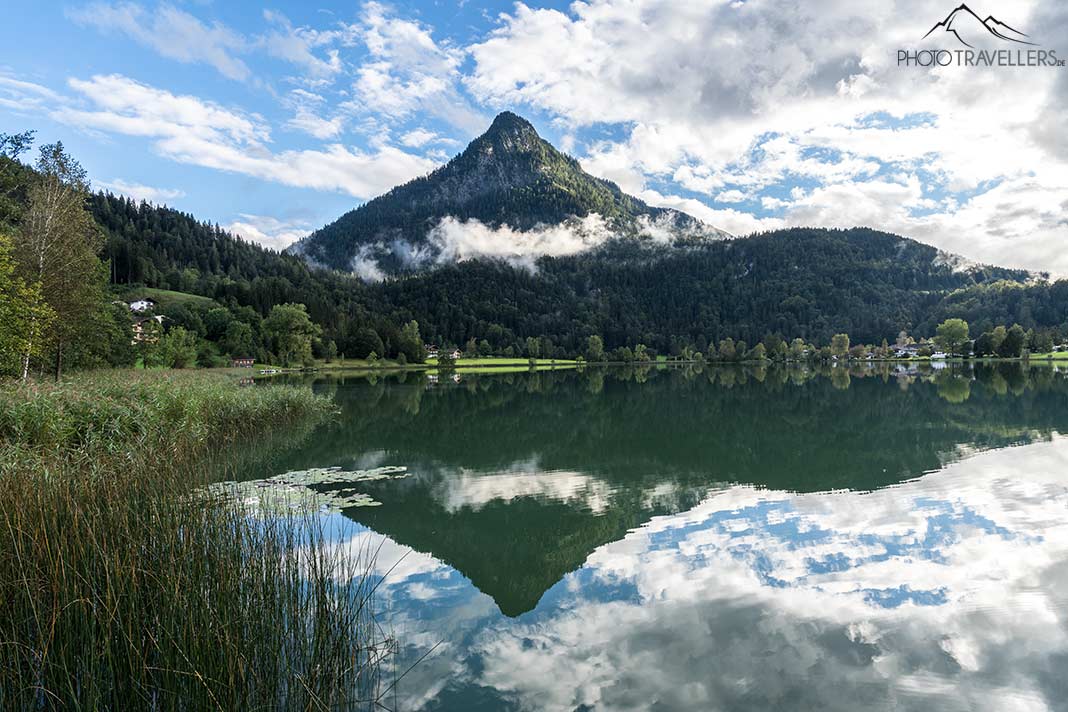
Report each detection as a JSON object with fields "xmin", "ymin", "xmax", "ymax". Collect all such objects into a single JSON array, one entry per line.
[
  {"xmin": 128, "ymin": 298, "xmax": 157, "ymax": 313},
  {"xmin": 231, "ymin": 357, "xmax": 254, "ymax": 368},
  {"xmin": 425, "ymin": 344, "xmax": 439, "ymax": 358},
  {"xmin": 132, "ymin": 315, "xmax": 166, "ymax": 344},
  {"xmin": 894, "ymin": 344, "xmax": 920, "ymax": 358}
]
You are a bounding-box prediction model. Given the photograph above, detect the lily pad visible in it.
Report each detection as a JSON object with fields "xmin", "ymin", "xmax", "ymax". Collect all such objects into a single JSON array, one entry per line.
[{"xmin": 202, "ymin": 466, "xmax": 408, "ymax": 514}]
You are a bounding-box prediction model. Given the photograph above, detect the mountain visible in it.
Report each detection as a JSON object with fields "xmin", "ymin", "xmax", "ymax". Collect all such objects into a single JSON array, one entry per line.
[
  {"xmin": 273, "ymin": 367, "xmax": 1068, "ymax": 616},
  {"xmin": 923, "ymin": 4, "xmax": 1035, "ymax": 48},
  {"xmin": 5, "ymin": 152, "xmax": 1063, "ymax": 363},
  {"xmin": 288, "ymin": 112, "xmax": 728, "ymax": 276},
  {"xmin": 374, "ymin": 227, "xmax": 1043, "ymax": 349},
  {"xmin": 84, "ymin": 184, "xmax": 1062, "ymax": 356}
]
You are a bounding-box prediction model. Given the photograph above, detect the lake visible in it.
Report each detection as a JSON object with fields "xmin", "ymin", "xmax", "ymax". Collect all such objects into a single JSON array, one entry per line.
[{"xmin": 268, "ymin": 362, "xmax": 1068, "ymax": 711}]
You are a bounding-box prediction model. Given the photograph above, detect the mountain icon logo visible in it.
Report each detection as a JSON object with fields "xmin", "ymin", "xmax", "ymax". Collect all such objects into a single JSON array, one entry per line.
[{"xmin": 923, "ymin": 4, "xmax": 1036, "ymax": 48}]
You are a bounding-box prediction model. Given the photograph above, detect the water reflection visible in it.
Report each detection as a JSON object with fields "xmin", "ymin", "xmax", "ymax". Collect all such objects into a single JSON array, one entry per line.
[{"xmin": 272, "ymin": 364, "xmax": 1068, "ymax": 710}]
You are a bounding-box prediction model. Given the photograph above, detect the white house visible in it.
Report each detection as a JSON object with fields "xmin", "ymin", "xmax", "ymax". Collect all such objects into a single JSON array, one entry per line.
[{"xmin": 128, "ymin": 298, "xmax": 157, "ymax": 313}]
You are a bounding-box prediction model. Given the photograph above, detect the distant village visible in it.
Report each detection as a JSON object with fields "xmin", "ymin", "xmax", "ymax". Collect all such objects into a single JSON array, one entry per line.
[
  {"xmin": 116, "ymin": 297, "xmax": 255, "ymax": 368},
  {"xmin": 117, "ymin": 298, "xmax": 166, "ymax": 345}
]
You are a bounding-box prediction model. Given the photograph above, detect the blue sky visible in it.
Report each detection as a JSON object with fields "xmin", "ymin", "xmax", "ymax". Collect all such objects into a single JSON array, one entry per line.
[{"xmin": 1, "ymin": 1, "xmax": 1065, "ymax": 272}]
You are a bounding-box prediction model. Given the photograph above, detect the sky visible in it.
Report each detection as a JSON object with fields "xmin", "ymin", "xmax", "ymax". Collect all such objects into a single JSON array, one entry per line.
[{"xmin": 1, "ymin": 0, "xmax": 1065, "ymax": 273}]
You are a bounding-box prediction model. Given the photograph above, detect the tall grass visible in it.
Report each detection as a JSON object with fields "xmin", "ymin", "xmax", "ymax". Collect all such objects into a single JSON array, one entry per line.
[{"xmin": 0, "ymin": 371, "xmax": 392, "ymax": 710}]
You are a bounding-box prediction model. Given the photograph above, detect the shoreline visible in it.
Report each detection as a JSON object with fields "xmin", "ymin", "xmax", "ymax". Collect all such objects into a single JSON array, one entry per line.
[{"xmin": 239, "ymin": 352, "xmax": 1068, "ymax": 376}]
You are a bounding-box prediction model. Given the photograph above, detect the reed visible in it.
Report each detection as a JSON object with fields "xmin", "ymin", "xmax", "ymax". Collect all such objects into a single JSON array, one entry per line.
[{"xmin": 0, "ymin": 371, "xmax": 391, "ymax": 710}]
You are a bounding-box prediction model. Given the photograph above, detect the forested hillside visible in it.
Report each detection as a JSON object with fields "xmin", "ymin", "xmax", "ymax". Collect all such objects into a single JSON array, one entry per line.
[
  {"xmin": 88, "ymin": 191, "xmax": 1067, "ymax": 358},
  {"xmin": 4, "ymin": 131, "xmax": 1067, "ymax": 376}
]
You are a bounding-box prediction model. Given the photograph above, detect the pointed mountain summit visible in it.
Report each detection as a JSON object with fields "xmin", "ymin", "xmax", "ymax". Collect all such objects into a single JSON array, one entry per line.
[{"xmin": 289, "ymin": 111, "xmax": 728, "ymax": 276}]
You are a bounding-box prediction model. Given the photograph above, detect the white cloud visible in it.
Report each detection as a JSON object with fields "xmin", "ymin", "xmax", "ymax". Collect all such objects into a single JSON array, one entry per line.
[
  {"xmin": 285, "ymin": 108, "xmax": 344, "ymax": 140},
  {"xmin": 53, "ymin": 74, "xmax": 437, "ymax": 200},
  {"xmin": 466, "ymin": 0, "xmax": 1068, "ymax": 274},
  {"xmin": 259, "ymin": 9, "xmax": 345, "ymax": 81},
  {"xmin": 98, "ymin": 178, "xmax": 185, "ymax": 204},
  {"xmin": 639, "ymin": 189, "xmax": 782, "ymax": 236},
  {"xmin": 714, "ymin": 189, "xmax": 749, "ymax": 203},
  {"xmin": 433, "ymin": 461, "xmax": 614, "ymax": 514},
  {"xmin": 0, "ymin": 74, "xmax": 63, "ymax": 112},
  {"xmin": 348, "ymin": 244, "xmax": 388, "ymax": 282},
  {"xmin": 12, "ymin": 1, "xmax": 1066, "ymax": 276},
  {"xmin": 400, "ymin": 128, "xmax": 439, "ymax": 148},
  {"xmin": 346, "ymin": 2, "xmax": 486, "ymax": 133},
  {"xmin": 226, "ymin": 213, "xmax": 309, "ymax": 251},
  {"xmin": 342, "ymin": 210, "xmax": 731, "ymax": 280},
  {"xmin": 68, "ymin": 2, "xmax": 251, "ymax": 81},
  {"xmin": 426, "ymin": 213, "xmax": 640, "ymax": 270},
  {"xmin": 282, "ymin": 89, "xmax": 344, "ymax": 139}
]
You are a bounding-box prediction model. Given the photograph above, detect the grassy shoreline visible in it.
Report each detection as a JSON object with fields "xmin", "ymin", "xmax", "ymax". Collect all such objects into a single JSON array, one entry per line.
[
  {"xmin": 246, "ymin": 352, "xmax": 1068, "ymax": 376},
  {"xmin": 0, "ymin": 371, "xmax": 388, "ymax": 710}
]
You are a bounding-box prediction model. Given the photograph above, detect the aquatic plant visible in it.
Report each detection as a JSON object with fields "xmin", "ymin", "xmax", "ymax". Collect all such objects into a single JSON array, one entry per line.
[
  {"xmin": 205, "ymin": 465, "xmax": 409, "ymax": 512},
  {"xmin": 0, "ymin": 371, "xmax": 392, "ymax": 710}
]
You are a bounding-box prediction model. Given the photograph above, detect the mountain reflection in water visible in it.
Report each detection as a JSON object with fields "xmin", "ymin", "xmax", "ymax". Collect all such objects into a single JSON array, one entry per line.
[{"xmin": 268, "ymin": 363, "xmax": 1068, "ymax": 711}]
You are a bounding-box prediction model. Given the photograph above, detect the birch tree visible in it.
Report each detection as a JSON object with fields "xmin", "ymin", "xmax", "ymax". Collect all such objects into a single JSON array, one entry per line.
[
  {"xmin": 0, "ymin": 234, "xmax": 52, "ymax": 376},
  {"xmin": 15, "ymin": 142, "xmax": 103, "ymax": 380}
]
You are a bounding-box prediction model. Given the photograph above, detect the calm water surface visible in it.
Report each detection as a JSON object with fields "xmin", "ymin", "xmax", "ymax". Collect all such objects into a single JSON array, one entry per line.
[{"xmin": 272, "ymin": 363, "xmax": 1068, "ymax": 711}]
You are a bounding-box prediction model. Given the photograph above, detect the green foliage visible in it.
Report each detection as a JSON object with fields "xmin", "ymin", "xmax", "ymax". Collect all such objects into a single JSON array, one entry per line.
[
  {"xmin": 0, "ymin": 233, "xmax": 52, "ymax": 376},
  {"xmin": 321, "ymin": 338, "xmax": 338, "ymax": 362},
  {"xmin": 204, "ymin": 306, "xmax": 234, "ymax": 340},
  {"xmin": 1032, "ymin": 330, "xmax": 1055, "ymax": 354},
  {"xmin": 999, "ymin": 324, "xmax": 1027, "ymax": 358},
  {"xmin": 586, "ymin": 335, "xmax": 605, "ymax": 362},
  {"xmin": 82, "ymin": 301, "xmax": 137, "ymax": 369},
  {"xmin": 935, "ymin": 318, "xmax": 970, "ymax": 355},
  {"xmin": 263, "ymin": 303, "xmax": 320, "ymax": 367},
  {"xmin": 718, "ymin": 338, "xmax": 737, "ymax": 361},
  {"xmin": 831, "ymin": 333, "xmax": 851, "ymax": 357},
  {"xmin": 0, "ymin": 132, "xmax": 36, "ymax": 227},
  {"xmin": 396, "ymin": 319, "xmax": 426, "ymax": 363},
  {"xmin": 157, "ymin": 326, "xmax": 199, "ymax": 368},
  {"xmin": 351, "ymin": 327, "xmax": 385, "ymax": 359},
  {"xmin": 13, "ymin": 142, "xmax": 105, "ymax": 379},
  {"xmin": 221, "ymin": 320, "xmax": 256, "ymax": 358}
]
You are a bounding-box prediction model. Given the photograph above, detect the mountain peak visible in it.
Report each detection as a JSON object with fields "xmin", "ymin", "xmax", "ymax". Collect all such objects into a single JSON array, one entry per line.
[
  {"xmin": 290, "ymin": 111, "xmax": 729, "ymax": 275},
  {"xmin": 473, "ymin": 111, "xmax": 542, "ymax": 154},
  {"xmin": 487, "ymin": 111, "xmax": 536, "ymax": 134}
]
